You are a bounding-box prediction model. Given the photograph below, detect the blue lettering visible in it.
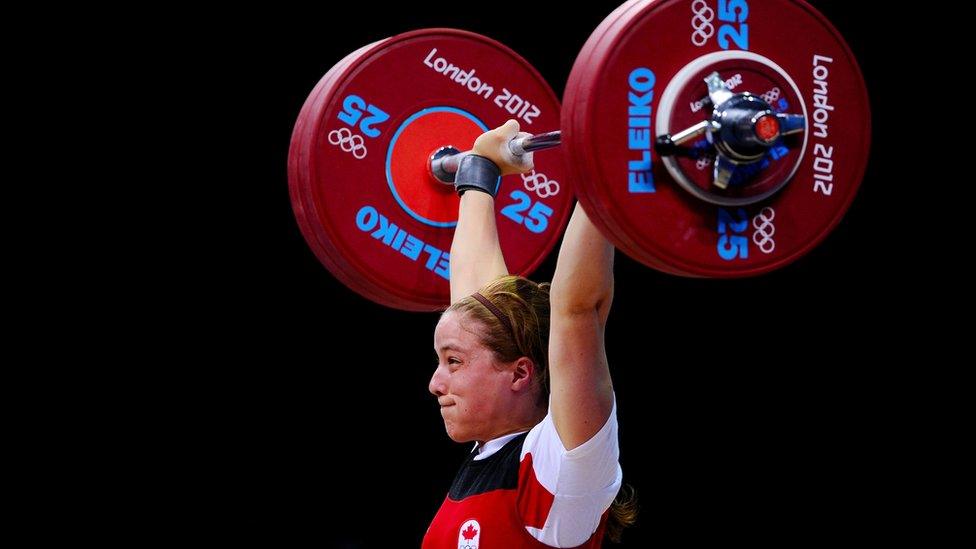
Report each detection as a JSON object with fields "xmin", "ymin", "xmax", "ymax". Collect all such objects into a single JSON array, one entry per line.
[
  {"xmin": 717, "ymin": 208, "xmax": 749, "ymax": 260},
  {"xmin": 356, "ymin": 206, "xmax": 378, "ymax": 231},
  {"xmin": 628, "ymin": 129, "xmax": 651, "ymax": 150},
  {"xmin": 355, "ymin": 205, "xmax": 450, "ymax": 280},
  {"xmin": 629, "ymin": 68, "xmax": 655, "ymax": 91},
  {"xmin": 628, "ymin": 151, "xmax": 651, "ymax": 172},
  {"xmin": 629, "ymin": 171, "xmax": 654, "ymax": 193},
  {"xmin": 400, "ymin": 235, "xmax": 423, "ymax": 260},
  {"xmin": 370, "ymin": 216, "xmax": 398, "ymax": 245},
  {"xmin": 391, "ymin": 229, "xmax": 407, "ymax": 250},
  {"xmin": 435, "ymin": 253, "xmax": 451, "ymax": 279},
  {"xmin": 422, "ymin": 244, "xmax": 442, "ymax": 270},
  {"xmin": 628, "ymin": 68, "xmax": 656, "ymax": 193}
]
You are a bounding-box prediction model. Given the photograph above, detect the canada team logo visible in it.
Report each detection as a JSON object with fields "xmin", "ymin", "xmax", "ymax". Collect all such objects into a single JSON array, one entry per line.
[{"xmin": 457, "ymin": 519, "xmax": 481, "ymax": 549}]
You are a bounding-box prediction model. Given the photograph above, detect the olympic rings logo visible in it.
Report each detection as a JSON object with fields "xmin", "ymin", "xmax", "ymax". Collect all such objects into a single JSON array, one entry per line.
[
  {"xmin": 752, "ymin": 207, "xmax": 776, "ymax": 254},
  {"xmin": 691, "ymin": 0, "xmax": 715, "ymax": 47},
  {"xmin": 521, "ymin": 170, "xmax": 560, "ymax": 198},
  {"xmin": 328, "ymin": 127, "xmax": 367, "ymax": 160},
  {"xmin": 761, "ymin": 87, "xmax": 781, "ymax": 105}
]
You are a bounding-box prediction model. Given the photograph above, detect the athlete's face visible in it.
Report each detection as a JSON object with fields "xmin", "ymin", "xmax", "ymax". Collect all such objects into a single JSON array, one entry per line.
[{"xmin": 430, "ymin": 310, "xmax": 515, "ymax": 443}]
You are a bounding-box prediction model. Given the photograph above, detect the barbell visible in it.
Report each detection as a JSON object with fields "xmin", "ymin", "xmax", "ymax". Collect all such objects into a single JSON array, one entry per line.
[{"xmin": 288, "ymin": 0, "xmax": 870, "ymax": 311}]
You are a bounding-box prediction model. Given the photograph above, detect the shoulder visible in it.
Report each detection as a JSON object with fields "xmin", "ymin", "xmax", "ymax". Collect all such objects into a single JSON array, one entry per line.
[
  {"xmin": 515, "ymin": 399, "xmax": 623, "ymax": 547},
  {"xmin": 521, "ymin": 397, "xmax": 621, "ymax": 494}
]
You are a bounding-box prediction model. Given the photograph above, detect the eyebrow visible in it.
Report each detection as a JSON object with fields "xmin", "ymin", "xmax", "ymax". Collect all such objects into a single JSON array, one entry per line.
[{"xmin": 436, "ymin": 344, "xmax": 463, "ymax": 353}]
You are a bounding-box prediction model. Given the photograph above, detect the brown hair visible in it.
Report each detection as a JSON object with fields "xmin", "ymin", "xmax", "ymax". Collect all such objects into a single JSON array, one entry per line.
[
  {"xmin": 606, "ymin": 484, "xmax": 638, "ymax": 543},
  {"xmin": 447, "ymin": 275, "xmax": 552, "ymax": 400},
  {"xmin": 446, "ymin": 275, "xmax": 638, "ymax": 542}
]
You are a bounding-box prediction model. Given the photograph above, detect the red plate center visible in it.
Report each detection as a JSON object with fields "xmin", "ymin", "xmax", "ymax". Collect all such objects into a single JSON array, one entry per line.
[{"xmin": 386, "ymin": 108, "xmax": 487, "ymax": 227}]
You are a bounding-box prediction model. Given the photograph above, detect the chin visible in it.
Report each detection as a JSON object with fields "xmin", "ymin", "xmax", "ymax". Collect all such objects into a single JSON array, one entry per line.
[{"xmin": 444, "ymin": 423, "xmax": 474, "ymax": 444}]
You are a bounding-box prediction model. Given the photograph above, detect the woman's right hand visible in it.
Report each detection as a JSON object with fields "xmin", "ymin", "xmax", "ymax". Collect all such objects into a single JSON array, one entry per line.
[{"xmin": 470, "ymin": 119, "xmax": 535, "ymax": 176}]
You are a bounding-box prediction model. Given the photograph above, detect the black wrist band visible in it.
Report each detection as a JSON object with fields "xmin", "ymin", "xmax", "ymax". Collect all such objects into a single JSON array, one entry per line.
[{"xmin": 454, "ymin": 154, "xmax": 501, "ymax": 197}]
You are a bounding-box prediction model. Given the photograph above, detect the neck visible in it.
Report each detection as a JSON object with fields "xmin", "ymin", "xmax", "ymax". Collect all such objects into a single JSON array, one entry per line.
[{"xmin": 479, "ymin": 406, "xmax": 546, "ymax": 444}]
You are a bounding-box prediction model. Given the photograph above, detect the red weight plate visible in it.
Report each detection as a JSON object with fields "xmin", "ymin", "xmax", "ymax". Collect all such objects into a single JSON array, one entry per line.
[
  {"xmin": 289, "ymin": 29, "xmax": 570, "ymax": 310},
  {"xmin": 560, "ymin": 0, "xmax": 684, "ymax": 275},
  {"xmin": 290, "ymin": 40, "xmax": 394, "ymax": 305},
  {"xmin": 564, "ymin": 0, "xmax": 689, "ymax": 277},
  {"xmin": 564, "ymin": 0, "xmax": 870, "ymax": 277}
]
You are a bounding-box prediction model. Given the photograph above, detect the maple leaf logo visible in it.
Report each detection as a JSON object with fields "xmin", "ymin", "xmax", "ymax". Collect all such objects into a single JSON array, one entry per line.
[{"xmin": 461, "ymin": 524, "xmax": 478, "ymax": 540}]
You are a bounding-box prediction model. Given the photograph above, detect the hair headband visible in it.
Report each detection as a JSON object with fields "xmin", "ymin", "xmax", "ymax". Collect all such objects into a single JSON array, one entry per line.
[{"xmin": 471, "ymin": 292, "xmax": 515, "ymax": 337}]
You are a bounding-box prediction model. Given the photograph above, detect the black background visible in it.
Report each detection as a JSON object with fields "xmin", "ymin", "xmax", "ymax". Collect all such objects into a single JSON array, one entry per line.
[{"xmin": 180, "ymin": 1, "xmax": 908, "ymax": 546}]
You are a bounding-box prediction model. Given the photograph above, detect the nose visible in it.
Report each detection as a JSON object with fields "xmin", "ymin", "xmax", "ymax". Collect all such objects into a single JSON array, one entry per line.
[{"xmin": 429, "ymin": 364, "xmax": 447, "ymax": 397}]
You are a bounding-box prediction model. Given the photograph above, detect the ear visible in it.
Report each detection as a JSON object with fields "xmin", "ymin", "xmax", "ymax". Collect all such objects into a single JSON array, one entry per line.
[{"xmin": 510, "ymin": 357, "xmax": 535, "ymax": 392}]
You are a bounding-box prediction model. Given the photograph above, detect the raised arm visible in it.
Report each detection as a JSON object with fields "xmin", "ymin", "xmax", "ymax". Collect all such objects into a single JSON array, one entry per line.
[
  {"xmin": 448, "ymin": 120, "xmax": 534, "ymax": 303},
  {"xmin": 450, "ymin": 192, "xmax": 508, "ymax": 303},
  {"xmin": 548, "ymin": 202, "xmax": 615, "ymax": 450}
]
